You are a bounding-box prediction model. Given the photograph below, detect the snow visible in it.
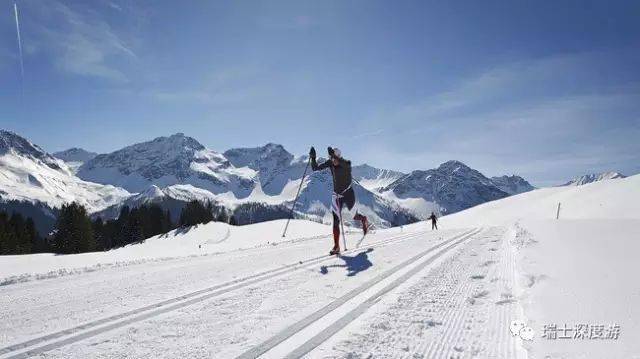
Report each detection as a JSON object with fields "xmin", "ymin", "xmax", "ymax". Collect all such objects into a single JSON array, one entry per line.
[
  {"xmin": 2, "ymin": 135, "xmax": 638, "ymax": 358},
  {"xmin": 438, "ymin": 174, "xmax": 640, "ymax": 227},
  {"xmin": 0, "ymin": 219, "xmax": 329, "ymax": 283},
  {"xmin": 429, "ymin": 174, "xmax": 640, "ymax": 358}
]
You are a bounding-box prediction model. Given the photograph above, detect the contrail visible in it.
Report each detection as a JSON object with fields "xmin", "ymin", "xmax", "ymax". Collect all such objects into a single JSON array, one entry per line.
[{"xmin": 14, "ymin": 1, "xmax": 25, "ymax": 80}]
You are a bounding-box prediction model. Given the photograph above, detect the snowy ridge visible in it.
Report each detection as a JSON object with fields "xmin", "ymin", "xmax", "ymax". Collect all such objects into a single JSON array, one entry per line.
[{"xmin": 562, "ymin": 171, "xmax": 625, "ymax": 186}]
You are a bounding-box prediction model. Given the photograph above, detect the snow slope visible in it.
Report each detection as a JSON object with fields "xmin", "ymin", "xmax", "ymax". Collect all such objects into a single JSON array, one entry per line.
[
  {"xmin": 432, "ymin": 174, "xmax": 640, "ymax": 358},
  {"xmin": 439, "ymin": 173, "xmax": 640, "ymax": 227},
  {"xmin": 0, "ymin": 219, "xmax": 330, "ymax": 283},
  {"xmin": 1, "ymin": 176, "xmax": 637, "ymax": 358}
]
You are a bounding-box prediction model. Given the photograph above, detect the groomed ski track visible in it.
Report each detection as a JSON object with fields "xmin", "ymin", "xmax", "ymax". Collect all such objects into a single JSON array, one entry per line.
[
  {"xmin": 1, "ymin": 229, "xmax": 448, "ymax": 358},
  {"xmin": 1, "ymin": 225, "xmax": 526, "ymax": 358}
]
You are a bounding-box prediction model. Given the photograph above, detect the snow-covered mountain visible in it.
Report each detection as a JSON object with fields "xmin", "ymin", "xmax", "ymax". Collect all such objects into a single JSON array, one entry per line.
[
  {"xmin": 223, "ymin": 144, "xmax": 417, "ymax": 227},
  {"xmin": 53, "ymin": 148, "xmax": 98, "ymax": 173},
  {"xmin": 562, "ymin": 172, "xmax": 626, "ymax": 186},
  {"xmin": 490, "ymin": 175, "xmax": 535, "ymax": 195},
  {"xmin": 1, "ymin": 130, "xmax": 539, "ymax": 232},
  {"xmin": 380, "ymin": 160, "xmax": 510, "ymax": 215},
  {"xmin": 77, "ymin": 133, "xmax": 256, "ymax": 196},
  {"xmin": 223, "ymin": 143, "xmax": 306, "ymax": 196},
  {"xmin": 0, "ymin": 130, "xmax": 130, "ymax": 232},
  {"xmin": 352, "ymin": 164, "xmax": 405, "ymax": 191}
]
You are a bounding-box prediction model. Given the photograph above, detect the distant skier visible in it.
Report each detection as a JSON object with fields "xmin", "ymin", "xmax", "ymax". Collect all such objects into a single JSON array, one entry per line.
[
  {"xmin": 429, "ymin": 212, "xmax": 438, "ymax": 230},
  {"xmin": 309, "ymin": 146, "xmax": 369, "ymax": 255}
]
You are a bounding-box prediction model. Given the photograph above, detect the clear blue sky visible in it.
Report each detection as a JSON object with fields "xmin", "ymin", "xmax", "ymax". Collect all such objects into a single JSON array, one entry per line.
[{"xmin": 1, "ymin": 0, "xmax": 639, "ymax": 186}]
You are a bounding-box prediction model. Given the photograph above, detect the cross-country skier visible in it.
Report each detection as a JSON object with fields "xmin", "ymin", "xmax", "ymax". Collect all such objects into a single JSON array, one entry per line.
[
  {"xmin": 309, "ymin": 146, "xmax": 369, "ymax": 255},
  {"xmin": 428, "ymin": 212, "xmax": 438, "ymax": 230}
]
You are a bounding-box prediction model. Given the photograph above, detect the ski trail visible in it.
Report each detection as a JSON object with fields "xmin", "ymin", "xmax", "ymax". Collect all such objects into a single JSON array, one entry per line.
[
  {"xmin": 312, "ymin": 227, "xmax": 525, "ymax": 359},
  {"xmin": 0, "ymin": 229, "xmax": 442, "ymax": 359},
  {"xmin": 236, "ymin": 228, "xmax": 482, "ymax": 359}
]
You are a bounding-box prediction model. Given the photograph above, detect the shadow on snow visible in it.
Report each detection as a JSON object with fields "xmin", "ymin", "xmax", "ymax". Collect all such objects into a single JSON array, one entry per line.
[{"xmin": 320, "ymin": 248, "xmax": 374, "ymax": 277}]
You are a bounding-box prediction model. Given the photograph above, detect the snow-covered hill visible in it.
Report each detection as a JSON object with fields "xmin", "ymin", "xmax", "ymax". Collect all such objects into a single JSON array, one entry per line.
[
  {"xmin": 0, "ymin": 131, "xmax": 130, "ymax": 215},
  {"xmin": 562, "ymin": 171, "xmax": 626, "ymax": 186},
  {"xmin": 439, "ymin": 173, "xmax": 640, "ymax": 227},
  {"xmin": 429, "ymin": 174, "xmax": 640, "ymax": 359}
]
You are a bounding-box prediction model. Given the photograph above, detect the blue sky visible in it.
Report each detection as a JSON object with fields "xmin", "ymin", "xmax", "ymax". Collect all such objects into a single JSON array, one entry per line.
[{"xmin": 1, "ymin": 0, "xmax": 639, "ymax": 186}]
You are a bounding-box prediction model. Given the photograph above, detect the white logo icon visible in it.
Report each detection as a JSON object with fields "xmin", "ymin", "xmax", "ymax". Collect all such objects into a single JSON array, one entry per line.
[{"xmin": 510, "ymin": 320, "xmax": 535, "ymax": 341}]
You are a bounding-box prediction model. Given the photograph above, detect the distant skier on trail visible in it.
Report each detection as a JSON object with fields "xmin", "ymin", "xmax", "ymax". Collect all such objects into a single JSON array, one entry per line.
[
  {"xmin": 309, "ymin": 146, "xmax": 369, "ymax": 255},
  {"xmin": 428, "ymin": 211, "xmax": 438, "ymax": 230}
]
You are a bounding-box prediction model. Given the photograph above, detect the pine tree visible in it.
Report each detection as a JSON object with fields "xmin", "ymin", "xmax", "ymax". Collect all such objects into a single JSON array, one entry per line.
[
  {"xmin": 0, "ymin": 211, "xmax": 9, "ymax": 254},
  {"xmin": 179, "ymin": 200, "xmax": 214, "ymax": 227},
  {"xmin": 164, "ymin": 209, "xmax": 173, "ymax": 232},
  {"xmin": 53, "ymin": 202, "xmax": 95, "ymax": 254}
]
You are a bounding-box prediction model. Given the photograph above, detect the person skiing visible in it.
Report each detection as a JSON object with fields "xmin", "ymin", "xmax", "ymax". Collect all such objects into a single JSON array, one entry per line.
[
  {"xmin": 428, "ymin": 211, "xmax": 438, "ymax": 230},
  {"xmin": 309, "ymin": 146, "xmax": 368, "ymax": 255}
]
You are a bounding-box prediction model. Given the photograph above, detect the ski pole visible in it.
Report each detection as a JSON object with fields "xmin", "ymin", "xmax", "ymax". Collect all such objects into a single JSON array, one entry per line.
[{"xmin": 282, "ymin": 157, "xmax": 310, "ymax": 237}]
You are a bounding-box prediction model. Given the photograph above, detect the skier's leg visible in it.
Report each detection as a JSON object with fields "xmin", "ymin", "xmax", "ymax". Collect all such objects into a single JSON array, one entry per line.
[
  {"xmin": 332, "ymin": 213, "xmax": 340, "ymax": 252},
  {"xmin": 330, "ymin": 193, "xmax": 342, "ymax": 253},
  {"xmin": 345, "ymin": 188, "xmax": 369, "ymax": 235}
]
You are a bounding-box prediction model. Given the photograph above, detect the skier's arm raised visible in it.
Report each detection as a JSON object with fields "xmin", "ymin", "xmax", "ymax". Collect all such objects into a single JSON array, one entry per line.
[{"xmin": 309, "ymin": 146, "xmax": 331, "ymax": 171}]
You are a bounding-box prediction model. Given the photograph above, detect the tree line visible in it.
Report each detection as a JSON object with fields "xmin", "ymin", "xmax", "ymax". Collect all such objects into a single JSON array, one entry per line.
[{"xmin": 0, "ymin": 200, "xmax": 235, "ymax": 255}]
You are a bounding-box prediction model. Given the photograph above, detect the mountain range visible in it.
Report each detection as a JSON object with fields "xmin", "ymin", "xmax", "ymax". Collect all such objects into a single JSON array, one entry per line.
[{"xmin": 2, "ymin": 130, "xmax": 543, "ymax": 234}]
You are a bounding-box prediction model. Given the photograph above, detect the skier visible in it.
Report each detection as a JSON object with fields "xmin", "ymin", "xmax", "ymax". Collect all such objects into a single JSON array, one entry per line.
[
  {"xmin": 309, "ymin": 146, "xmax": 369, "ymax": 255},
  {"xmin": 428, "ymin": 212, "xmax": 438, "ymax": 230}
]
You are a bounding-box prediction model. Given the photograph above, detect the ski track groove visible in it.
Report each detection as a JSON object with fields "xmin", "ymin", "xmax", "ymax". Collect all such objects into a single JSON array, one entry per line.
[
  {"xmin": 314, "ymin": 227, "xmax": 519, "ymax": 359},
  {"xmin": 0, "ymin": 228, "xmax": 454, "ymax": 359},
  {"xmin": 236, "ymin": 228, "xmax": 482, "ymax": 359}
]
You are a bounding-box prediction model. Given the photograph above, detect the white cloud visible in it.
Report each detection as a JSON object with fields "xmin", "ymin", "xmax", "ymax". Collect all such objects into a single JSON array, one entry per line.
[
  {"xmin": 145, "ymin": 65, "xmax": 267, "ymax": 105},
  {"xmin": 28, "ymin": 1, "xmax": 136, "ymax": 82}
]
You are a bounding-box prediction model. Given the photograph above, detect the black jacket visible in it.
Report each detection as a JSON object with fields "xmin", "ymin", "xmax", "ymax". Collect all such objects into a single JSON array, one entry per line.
[{"xmin": 311, "ymin": 157, "xmax": 352, "ymax": 194}]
